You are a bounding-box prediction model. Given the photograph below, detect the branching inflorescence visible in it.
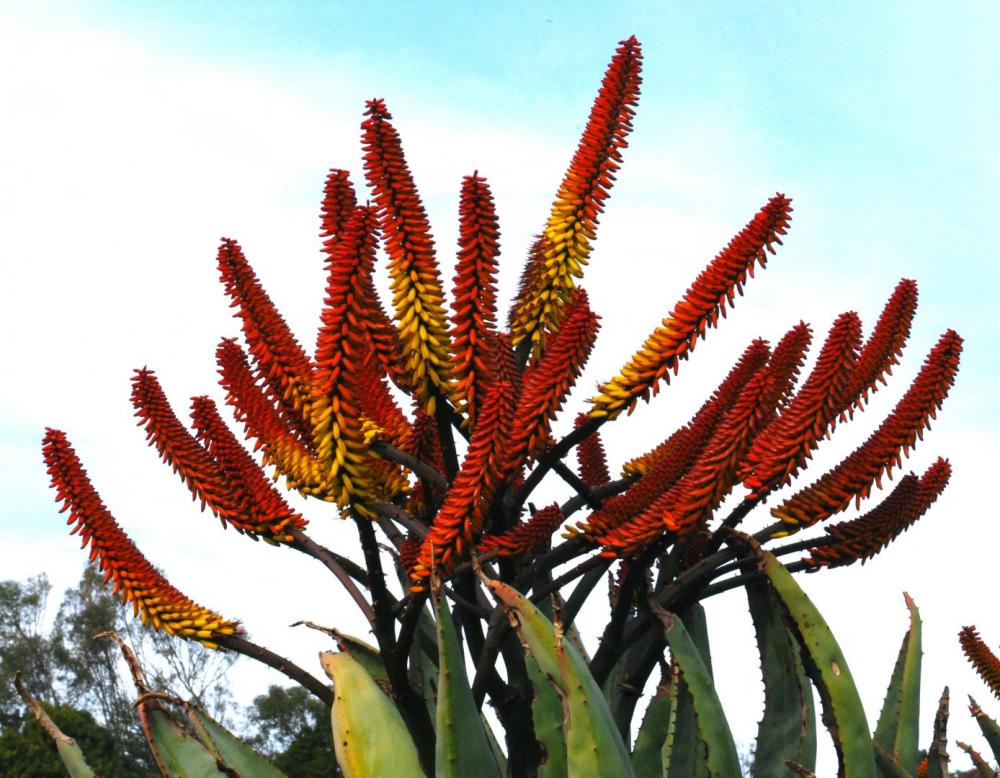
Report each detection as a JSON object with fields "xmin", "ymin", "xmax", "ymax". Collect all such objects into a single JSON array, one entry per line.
[{"xmin": 42, "ymin": 36, "xmax": 966, "ymax": 777}]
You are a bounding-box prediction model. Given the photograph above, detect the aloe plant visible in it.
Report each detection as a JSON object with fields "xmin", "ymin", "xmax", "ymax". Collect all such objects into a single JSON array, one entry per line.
[{"xmin": 23, "ymin": 35, "xmax": 999, "ymax": 778}]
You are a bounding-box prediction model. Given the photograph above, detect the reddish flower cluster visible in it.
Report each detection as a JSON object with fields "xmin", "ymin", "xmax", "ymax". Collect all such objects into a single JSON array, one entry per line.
[
  {"xmin": 216, "ymin": 338, "xmax": 322, "ymax": 495},
  {"xmin": 740, "ymin": 313, "xmax": 862, "ymax": 497},
  {"xmin": 131, "ymin": 369, "xmax": 305, "ymax": 541},
  {"xmin": 960, "ymin": 626, "xmax": 1000, "ymax": 700},
  {"xmin": 598, "ymin": 361, "xmax": 775, "ymax": 555},
  {"xmin": 773, "ymin": 330, "xmax": 962, "ymax": 527},
  {"xmin": 319, "ymin": 168, "xmax": 358, "ymax": 243},
  {"xmin": 590, "ymin": 194, "xmax": 793, "ymax": 420},
  {"xmin": 449, "ymin": 173, "xmax": 501, "ymax": 428},
  {"xmin": 505, "ymin": 290, "xmax": 599, "ymax": 473},
  {"xmin": 510, "ymin": 36, "xmax": 643, "ymax": 351},
  {"xmin": 478, "ymin": 504, "xmax": 566, "ymax": 558},
  {"xmin": 805, "ymin": 458, "xmax": 950, "ymax": 568},
  {"xmin": 575, "ymin": 415, "xmax": 611, "ymax": 488},
  {"xmin": 840, "ymin": 278, "xmax": 918, "ymax": 418},
  {"xmin": 361, "ymin": 98, "xmax": 451, "ymax": 409},
  {"xmin": 43, "ymin": 429, "xmax": 240, "ymax": 647},
  {"xmin": 412, "ymin": 381, "xmax": 515, "ymax": 586},
  {"xmin": 217, "ymin": 238, "xmax": 314, "ymax": 442}
]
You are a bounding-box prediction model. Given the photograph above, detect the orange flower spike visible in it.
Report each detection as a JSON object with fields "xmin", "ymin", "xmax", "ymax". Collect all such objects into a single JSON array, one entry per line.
[
  {"xmin": 217, "ymin": 239, "xmax": 314, "ymax": 443},
  {"xmin": 590, "ymin": 194, "xmax": 792, "ymax": 420},
  {"xmin": 506, "ymin": 290, "xmax": 599, "ymax": 473},
  {"xmin": 217, "ymin": 338, "xmax": 323, "ymax": 495},
  {"xmin": 575, "ymin": 414, "xmax": 611, "ymax": 488},
  {"xmin": 478, "ymin": 504, "xmax": 566, "ymax": 558},
  {"xmin": 412, "ymin": 380, "xmax": 515, "ymax": 585},
  {"xmin": 741, "ymin": 313, "xmax": 862, "ymax": 497},
  {"xmin": 361, "ymin": 99, "xmax": 452, "ymax": 409},
  {"xmin": 510, "ymin": 37, "xmax": 643, "ymax": 352},
  {"xmin": 840, "ymin": 278, "xmax": 919, "ymax": 417},
  {"xmin": 130, "ymin": 369, "xmax": 237, "ymax": 518},
  {"xmin": 599, "ymin": 362, "xmax": 776, "ymax": 555},
  {"xmin": 42, "ymin": 429, "xmax": 240, "ymax": 647},
  {"xmin": 773, "ymin": 330, "xmax": 962, "ymax": 528},
  {"xmin": 356, "ymin": 355, "xmax": 412, "ymax": 451},
  {"xmin": 960, "ymin": 626, "xmax": 1000, "ymax": 700},
  {"xmin": 311, "ymin": 205, "xmax": 382, "ymax": 512},
  {"xmin": 805, "ymin": 457, "xmax": 951, "ymax": 569},
  {"xmin": 450, "ymin": 173, "xmax": 501, "ymax": 427},
  {"xmin": 189, "ymin": 395, "xmax": 307, "ymax": 541},
  {"xmin": 761, "ymin": 322, "xmax": 814, "ymax": 411}
]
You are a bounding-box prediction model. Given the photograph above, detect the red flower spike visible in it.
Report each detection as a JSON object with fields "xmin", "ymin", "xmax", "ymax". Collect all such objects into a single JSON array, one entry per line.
[
  {"xmin": 361, "ymin": 98, "xmax": 452, "ymax": 409},
  {"xmin": 599, "ymin": 362, "xmax": 776, "ymax": 555},
  {"xmin": 741, "ymin": 312, "xmax": 862, "ymax": 497},
  {"xmin": 412, "ymin": 380, "xmax": 515, "ymax": 586},
  {"xmin": 217, "ymin": 338, "xmax": 323, "ymax": 496},
  {"xmin": 575, "ymin": 414, "xmax": 611, "ymax": 488},
  {"xmin": 485, "ymin": 330, "xmax": 522, "ymax": 397},
  {"xmin": 960, "ymin": 626, "xmax": 1000, "ymax": 700},
  {"xmin": 356, "ymin": 354, "xmax": 413, "ymax": 452},
  {"xmin": 402, "ymin": 407, "xmax": 448, "ymax": 517},
  {"xmin": 189, "ymin": 395, "xmax": 307, "ymax": 541},
  {"xmin": 805, "ymin": 457, "xmax": 951, "ymax": 569},
  {"xmin": 319, "ymin": 169, "xmax": 358, "ymax": 243},
  {"xmin": 505, "ymin": 290, "xmax": 599, "ymax": 474},
  {"xmin": 478, "ymin": 504, "xmax": 566, "ymax": 558},
  {"xmin": 449, "ymin": 173, "xmax": 501, "ymax": 428},
  {"xmin": 399, "ymin": 533, "xmax": 422, "ymax": 578},
  {"xmin": 217, "ymin": 239, "xmax": 314, "ymax": 443},
  {"xmin": 42, "ymin": 429, "xmax": 241, "ymax": 647},
  {"xmin": 773, "ymin": 330, "xmax": 961, "ymax": 528},
  {"xmin": 590, "ymin": 195, "xmax": 793, "ymax": 420},
  {"xmin": 130, "ymin": 369, "xmax": 236, "ymax": 518},
  {"xmin": 840, "ymin": 279, "xmax": 919, "ymax": 418},
  {"xmin": 311, "ymin": 205, "xmax": 384, "ymax": 513},
  {"xmin": 510, "ymin": 37, "xmax": 642, "ymax": 353}
]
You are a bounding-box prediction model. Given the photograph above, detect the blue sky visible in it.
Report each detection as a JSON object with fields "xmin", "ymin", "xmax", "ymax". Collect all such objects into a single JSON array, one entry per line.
[{"xmin": 2, "ymin": 0, "xmax": 998, "ymax": 768}]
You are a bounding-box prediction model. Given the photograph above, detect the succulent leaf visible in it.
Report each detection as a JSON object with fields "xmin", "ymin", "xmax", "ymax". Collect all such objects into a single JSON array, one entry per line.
[
  {"xmin": 872, "ymin": 593, "xmax": 922, "ymax": 774},
  {"xmin": 321, "ymin": 651, "xmax": 423, "ymax": 778},
  {"xmin": 14, "ymin": 674, "xmax": 97, "ymax": 778}
]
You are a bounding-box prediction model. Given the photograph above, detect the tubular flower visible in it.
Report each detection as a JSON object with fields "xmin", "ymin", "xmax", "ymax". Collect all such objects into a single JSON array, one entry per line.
[
  {"xmin": 960, "ymin": 626, "xmax": 1000, "ymax": 700},
  {"xmin": 311, "ymin": 205, "xmax": 383, "ymax": 514},
  {"xmin": 361, "ymin": 99, "xmax": 451, "ymax": 409},
  {"xmin": 449, "ymin": 173, "xmax": 501, "ymax": 428},
  {"xmin": 216, "ymin": 338, "xmax": 324, "ymax": 495},
  {"xmin": 510, "ymin": 36, "xmax": 642, "ymax": 352},
  {"xmin": 412, "ymin": 381, "xmax": 515, "ymax": 586},
  {"xmin": 804, "ymin": 457, "xmax": 951, "ymax": 569},
  {"xmin": 355, "ymin": 354, "xmax": 413, "ymax": 452},
  {"xmin": 478, "ymin": 504, "xmax": 566, "ymax": 558},
  {"xmin": 505, "ymin": 290, "xmax": 599, "ymax": 473},
  {"xmin": 599, "ymin": 362, "xmax": 776, "ymax": 555},
  {"xmin": 217, "ymin": 238, "xmax": 314, "ymax": 444},
  {"xmin": 485, "ymin": 330, "xmax": 522, "ymax": 396},
  {"xmin": 42, "ymin": 429, "xmax": 240, "ymax": 647},
  {"xmin": 740, "ymin": 312, "xmax": 862, "ymax": 497},
  {"xmin": 402, "ymin": 408, "xmax": 448, "ymax": 518},
  {"xmin": 189, "ymin": 395, "xmax": 307, "ymax": 542},
  {"xmin": 130, "ymin": 369, "xmax": 236, "ymax": 516},
  {"xmin": 574, "ymin": 414, "xmax": 611, "ymax": 488},
  {"xmin": 590, "ymin": 195, "xmax": 793, "ymax": 420},
  {"xmin": 398, "ymin": 533, "xmax": 422, "ymax": 579},
  {"xmin": 840, "ymin": 278, "xmax": 919, "ymax": 418},
  {"xmin": 773, "ymin": 330, "xmax": 962, "ymax": 528}
]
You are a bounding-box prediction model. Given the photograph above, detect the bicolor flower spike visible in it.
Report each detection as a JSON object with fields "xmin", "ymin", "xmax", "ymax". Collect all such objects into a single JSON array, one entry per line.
[
  {"xmin": 590, "ymin": 194, "xmax": 793, "ymax": 420},
  {"xmin": 43, "ymin": 429, "xmax": 240, "ymax": 648},
  {"xmin": 361, "ymin": 99, "xmax": 452, "ymax": 410},
  {"xmin": 773, "ymin": 329, "xmax": 961, "ymax": 528},
  {"xmin": 510, "ymin": 36, "xmax": 643, "ymax": 353},
  {"xmin": 217, "ymin": 238, "xmax": 315, "ymax": 443}
]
